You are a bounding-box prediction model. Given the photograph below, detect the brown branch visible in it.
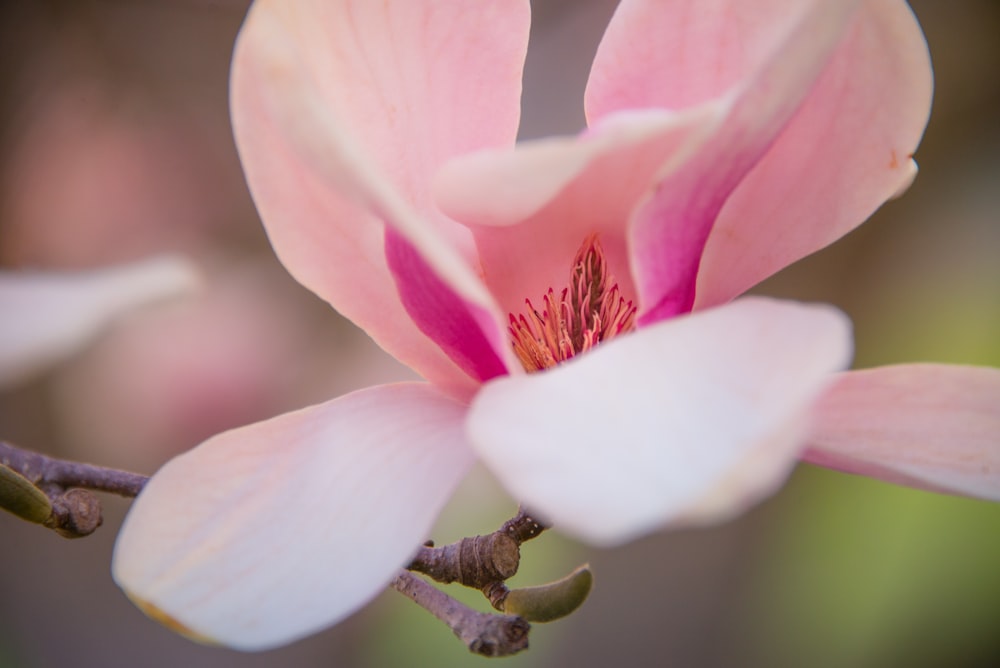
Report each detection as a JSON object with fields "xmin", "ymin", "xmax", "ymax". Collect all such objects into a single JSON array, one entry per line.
[
  {"xmin": 408, "ymin": 507, "xmax": 548, "ymax": 611},
  {"xmin": 1, "ymin": 440, "xmax": 149, "ymax": 537},
  {"xmin": 0, "ymin": 440, "xmax": 148, "ymax": 497},
  {"xmin": 43, "ymin": 486, "xmax": 104, "ymax": 538},
  {"xmin": 408, "ymin": 532, "xmax": 520, "ymax": 589},
  {"xmin": 408, "ymin": 508, "xmax": 547, "ymax": 585},
  {"xmin": 499, "ymin": 508, "xmax": 547, "ymax": 543},
  {"xmin": 390, "ymin": 571, "xmax": 530, "ymax": 657}
]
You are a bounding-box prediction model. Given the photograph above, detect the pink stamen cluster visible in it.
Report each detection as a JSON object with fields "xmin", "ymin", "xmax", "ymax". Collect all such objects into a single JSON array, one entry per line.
[{"xmin": 510, "ymin": 235, "xmax": 637, "ymax": 372}]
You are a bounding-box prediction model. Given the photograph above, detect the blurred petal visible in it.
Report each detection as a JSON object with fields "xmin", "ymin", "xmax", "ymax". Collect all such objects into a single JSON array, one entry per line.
[
  {"xmin": 113, "ymin": 383, "xmax": 473, "ymax": 650},
  {"xmin": 230, "ymin": 1, "xmax": 529, "ymax": 391},
  {"xmin": 0, "ymin": 256, "xmax": 198, "ymax": 387},
  {"xmin": 804, "ymin": 364, "xmax": 1000, "ymax": 500},
  {"xmin": 469, "ymin": 297, "xmax": 852, "ymax": 546},
  {"xmin": 695, "ymin": 0, "xmax": 932, "ymax": 308},
  {"xmin": 602, "ymin": 0, "xmax": 863, "ymax": 322},
  {"xmin": 434, "ymin": 108, "xmax": 724, "ymax": 319}
]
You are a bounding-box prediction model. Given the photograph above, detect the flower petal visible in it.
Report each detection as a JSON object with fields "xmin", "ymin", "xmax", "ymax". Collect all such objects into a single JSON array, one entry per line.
[
  {"xmin": 230, "ymin": 1, "xmax": 529, "ymax": 390},
  {"xmin": 468, "ymin": 297, "xmax": 852, "ymax": 546},
  {"xmin": 0, "ymin": 256, "xmax": 198, "ymax": 387},
  {"xmin": 586, "ymin": 0, "xmax": 813, "ymax": 119},
  {"xmin": 593, "ymin": 0, "xmax": 866, "ymax": 322},
  {"xmin": 112, "ymin": 383, "xmax": 474, "ymax": 651},
  {"xmin": 695, "ymin": 0, "xmax": 932, "ymax": 309},
  {"xmin": 384, "ymin": 230, "xmax": 510, "ymax": 385},
  {"xmin": 434, "ymin": 108, "xmax": 725, "ymax": 319},
  {"xmin": 434, "ymin": 109, "xmax": 722, "ymax": 229},
  {"xmin": 803, "ymin": 364, "xmax": 1000, "ymax": 501}
]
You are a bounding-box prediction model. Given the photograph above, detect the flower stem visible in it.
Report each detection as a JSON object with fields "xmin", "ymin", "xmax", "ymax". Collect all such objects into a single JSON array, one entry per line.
[
  {"xmin": 0, "ymin": 440, "xmax": 148, "ymax": 497},
  {"xmin": 390, "ymin": 571, "xmax": 530, "ymax": 657},
  {"xmin": 407, "ymin": 507, "xmax": 548, "ymax": 610},
  {"xmin": 1, "ymin": 440, "xmax": 149, "ymax": 537}
]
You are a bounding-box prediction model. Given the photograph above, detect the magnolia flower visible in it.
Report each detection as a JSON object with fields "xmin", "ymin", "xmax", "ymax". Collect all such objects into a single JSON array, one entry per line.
[
  {"xmin": 0, "ymin": 257, "xmax": 198, "ymax": 387},
  {"xmin": 113, "ymin": 0, "xmax": 1000, "ymax": 652}
]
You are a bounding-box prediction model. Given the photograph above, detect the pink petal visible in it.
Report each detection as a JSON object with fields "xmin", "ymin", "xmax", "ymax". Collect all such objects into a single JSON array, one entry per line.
[
  {"xmin": 112, "ymin": 383, "xmax": 473, "ymax": 650},
  {"xmin": 434, "ymin": 108, "xmax": 725, "ymax": 319},
  {"xmin": 384, "ymin": 230, "xmax": 509, "ymax": 384},
  {"xmin": 230, "ymin": 1, "xmax": 529, "ymax": 391},
  {"xmin": 469, "ymin": 297, "xmax": 852, "ymax": 546},
  {"xmin": 592, "ymin": 0, "xmax": 868, "ymax": 322},
  {"xmin": 804, "ymin": 364, "xmax": 1000, "ymax": 501},
  {"xmin": 586, "ymin": 0, "xmax": 816, "ymax": 119},
  {"xmin": 0, "ymin": 257, "xmax": 198, "ymax": 387},
  {"xmin": 695, "ymin": 0, "xmax": 932, "ymax": 309}
]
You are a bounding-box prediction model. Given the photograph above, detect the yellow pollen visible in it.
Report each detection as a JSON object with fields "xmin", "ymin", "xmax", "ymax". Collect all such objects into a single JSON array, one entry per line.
[{"xmin": 509, "ymin": 234, "xmax": 637, "ymax": 372}]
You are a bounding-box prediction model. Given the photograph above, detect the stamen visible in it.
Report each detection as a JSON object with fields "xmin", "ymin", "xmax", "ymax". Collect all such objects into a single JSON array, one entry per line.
[{"xmin": 509, "ymin": 235, "xmax": 636, "ymax": 372}]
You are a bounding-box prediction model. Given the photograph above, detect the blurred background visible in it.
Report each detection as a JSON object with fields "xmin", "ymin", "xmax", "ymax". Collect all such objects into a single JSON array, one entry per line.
[{"xmin": 1, "ymin": 1, "xmax": 998, "ymax": 666}]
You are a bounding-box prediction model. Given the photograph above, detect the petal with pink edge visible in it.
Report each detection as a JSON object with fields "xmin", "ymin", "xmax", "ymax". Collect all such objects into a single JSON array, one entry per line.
[
  {"xmin": 600, "ymin": 0, "xmax": 864, "ymax": 322},
  {"xmin": 695, "ymin": 0, "xmax": 932, "ymax": 309},
  {"xmin": 230, "ymin": 1, "xmax": 529, "ymax": 391},
  {"xmin": 112, "ymin": 383, "xmax": 473, "ymax": 651},
  {"xmin": 469, "ymin": 297, "xmax": 852, "ymax": 546},
  {"xmin": 0, "ymin": 256, "xmax": 198, "ymax": 387},
  {"xmin": 804, "ymin": 364, "xmax": 1000, "ymax": 501}
]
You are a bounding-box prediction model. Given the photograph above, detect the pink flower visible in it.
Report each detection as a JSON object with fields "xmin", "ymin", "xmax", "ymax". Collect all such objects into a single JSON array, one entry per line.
[
  {"xmin": 0, "ymin": 257, "xmax": 198, "ymax": 387},
  {"xmin": 112, "ymin": 0, "xmax": 1000, "ymax": 651}
]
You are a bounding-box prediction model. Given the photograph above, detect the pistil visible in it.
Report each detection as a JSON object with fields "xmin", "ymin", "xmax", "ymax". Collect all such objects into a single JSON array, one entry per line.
[{"xmin": 509, "ymin": 235, "xmax": 636, "ymax": 372}]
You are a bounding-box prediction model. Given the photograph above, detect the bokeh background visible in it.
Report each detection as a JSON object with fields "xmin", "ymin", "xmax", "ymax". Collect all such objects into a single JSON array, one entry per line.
[{"xmin": 1, "ymin": 1, "xmax": 998, "ymax": 666}]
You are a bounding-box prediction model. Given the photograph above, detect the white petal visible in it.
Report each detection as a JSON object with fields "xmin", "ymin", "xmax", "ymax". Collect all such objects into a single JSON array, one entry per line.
[
  {"xmin": 113, "ymin": 383, "xmax": 473, "ymax": 650},
  {"xmin": 468, "ymin": 297, "xmax": 852, "ymax": 546},
  {"xmin": 0, "ymin": 256, "xmax": 198, "ymax": 387}
]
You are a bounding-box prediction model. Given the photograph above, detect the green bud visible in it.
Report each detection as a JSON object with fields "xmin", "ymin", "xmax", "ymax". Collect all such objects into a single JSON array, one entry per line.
[
  {"xmin": 502, "ymin": 564, "xmax": 593, "ymax": 623},
  {"xmin": 0, "ymin": 464, "xmax": 52, "ymax": 524}
]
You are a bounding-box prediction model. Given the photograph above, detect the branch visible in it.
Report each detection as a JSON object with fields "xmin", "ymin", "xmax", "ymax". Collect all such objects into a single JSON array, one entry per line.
[
  {"xmin": 407, "ymin": 508, "xmax": 547, "ymax": 585},
  {"xmin": 0, "ymin": 440, "xmax": 148, "ymax": 496},
  {"xmin": 1, "ymin": 440, "xmax": 149, "ymax": 537},
  {"xmin": 408, "ymin": 507, "xmax": 547, "ymax": 609},
  {"xmin": 390, "ymin": 570, "xmax": 530, "ymax": 657}
]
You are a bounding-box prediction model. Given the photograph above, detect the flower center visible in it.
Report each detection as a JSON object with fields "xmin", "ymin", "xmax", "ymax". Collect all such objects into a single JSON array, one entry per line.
[{"xmin": 509, "ymin": 235, "xmax": 637, "ymax": 372}]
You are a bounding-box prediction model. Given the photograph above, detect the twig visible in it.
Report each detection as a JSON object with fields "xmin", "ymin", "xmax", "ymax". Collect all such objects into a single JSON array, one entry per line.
[
  {"xmin": 499, "ymin": 509, "xmax": 548, "ymax": 543},
  {"xmin": 390, "ymin": 571, "xmax": 530, "ymax": 657},
  {"xmin": 0, "ymin": 440, "xmax": 148, "ymax": 497},
  {"xmin": 42, "ymin": 485, "xmax": 104, "ymax": 538},
  {"xmin": 1, "ymin": 440, "xmax": 149, "ymax": 537},
  {"xmin": 408, "ymin": 507, "xmax": 548, "ymax": 610},
  {"xmin": 407, "ymin": 507, "xmax": 547, "ymax": 585}
]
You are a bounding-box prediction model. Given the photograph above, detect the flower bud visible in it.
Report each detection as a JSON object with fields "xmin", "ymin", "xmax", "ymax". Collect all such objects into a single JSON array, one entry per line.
[
  {"xmin": 502, "ymin": 564, "xmax": 593, "ymax": 622},
  {"xmin": 0, "ymin": 463, "xmax": 52, "ymax": 524}
]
